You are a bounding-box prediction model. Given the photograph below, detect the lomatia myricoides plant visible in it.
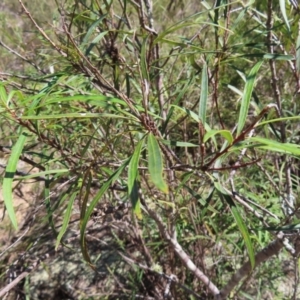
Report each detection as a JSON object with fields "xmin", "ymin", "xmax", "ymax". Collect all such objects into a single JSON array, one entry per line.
[{"xmin": 1, "ymin": 0, "xmax": 300, "ymax": 299}]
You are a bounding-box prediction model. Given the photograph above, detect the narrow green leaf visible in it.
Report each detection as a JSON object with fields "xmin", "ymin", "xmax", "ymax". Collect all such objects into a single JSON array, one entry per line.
[
  {"xmin": 141, "ymin": 36, "xmax": 150, "ymax": 81},
  {"xmin": 16, "ymin": 169, "xmax": 69, "ymax": 179},
  {"xmin": 199, "ymin": 62, "xmax": 208, "ymax": 124},
  {"xmin": 279, "ymin": 0, "xmax": 290, "ymax": 32},
  {"xmin": 203, "ymin": 129, "xmax": 233, "ymax": 144},
  {"xmin": 147, "ymin": 133, "xmax": 168, "ymax": 193},
  {"xmin": 44, "ymin": 175, "xmax": 57, "ymax": 235},
  {"xmin": 237, "ymin": 61, "xmax": 263, "ymax": 135},
  {"xmin": 240, "ymin": 53, "xmax": 294, "ymax": 60},
  {"xmin": 229, "ymin": 202, "xmax": 255, "ymax": 269},
  {"xmin": 162, "ymin": 77, "xmax": 195, "ymax": 133},
  {"xmin": 249, "ymin": 137, "xmax": 300, "ymax": 155},
  {"xmin": 161, "ymin": 140, "xmax": 199, "ymax": 147},
  {"xmin": 263, "ymin": 53, "xmax": 293, "ymax": 60},
  {"xmin": 183, "ymin": 184, "xmax": 218, "ymax": 214},
  {"xmin": 0, "ymin": 84, "xmax": 8, "ymax": 106},
  {"xmin": 2, "ymin": 130, "xmax": 28, "ymax": 229},
  {"xmin": 130, "ymin": 180, "xmax": 142, "ymax": 219},
  {"xmin": 21, "ymin": 113, "xmax": 130, "ymax": 120},
  {"xmin": 256, "ymin": 115, "xmax": 300, "ymax": 127},
  {"xmin": 85, "ymin": 31, "xmax": 109, "ymax": 56},
  {"xmin": 55, "ymin": 191, "xmax": 77, "ymax": 250},
  {"xmin": 296, "ymin": 33, "xmax": 300, "ymax": 74},
  {"xmin": 227, "ymin": 84, "xmax": 243, "ymax": 97},
  {"xmin": 128, "ymin": 140, "xmax": 144, "ymax": 219},
  {"xmin": 82, "ymin": 15, "xmax": 107, "ymax": 49},
  {"xmin": 215, "ymin": 185, "xmax": 255, "ymax": 269},
  {"xmin": 80, "ymin": 160, "xmax": 129, "ymax": 264},
  {"xmin": 37, "ymin": 94, "xmax": 125, "ymax": 106},
  {"xmin": 261, "ymin": 223, "xmax": 300, "ymax": 231},
  {"xmin": 171, "ymin": 105, "xmax": 200, "ymax": 122}
]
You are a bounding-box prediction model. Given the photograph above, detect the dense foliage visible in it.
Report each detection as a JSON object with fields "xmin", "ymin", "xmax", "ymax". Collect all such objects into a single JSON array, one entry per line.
[{"xmin": 1, "ymin": 0, "xmax": 300, "ymax": 299}]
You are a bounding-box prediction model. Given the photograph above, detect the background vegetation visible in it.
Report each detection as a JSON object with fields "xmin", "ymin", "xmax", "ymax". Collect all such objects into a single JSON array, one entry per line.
[{"xmin": 1, "ymin": 0, "xmax": 300, "ymax": 299}]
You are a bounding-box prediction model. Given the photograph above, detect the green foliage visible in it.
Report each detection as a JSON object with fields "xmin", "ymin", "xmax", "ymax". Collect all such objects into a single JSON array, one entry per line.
[{"xmin": 1, "ymin": 0, "xmax": 300, "ymax": 299}]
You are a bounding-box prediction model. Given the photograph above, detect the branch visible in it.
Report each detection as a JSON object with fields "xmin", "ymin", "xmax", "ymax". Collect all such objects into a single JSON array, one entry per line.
[
  {"xmin": 138, "ymin": 189, "xmax": 221, "ymax": 298},
  {"xmin": 18, "ymin": 0, "xmax": 67, "ymax": 58},
  {"xmin": 0, "ymin": 40, "xmax": 45, "ymax": 74},
  {"xmin": 219, "ymin": 231, "xmax": 284, "ymax": 299}
]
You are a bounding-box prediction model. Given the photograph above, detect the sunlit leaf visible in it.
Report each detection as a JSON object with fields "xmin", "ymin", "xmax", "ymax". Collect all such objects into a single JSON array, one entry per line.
[
  {"xmin": 199, "ymin": 62, "xmax": 208, "ymax": 124},
  {"xmin": 16, "ymin": 169, "xmax": 69, "ymax": 179},
  {"xmin": 0, "ymin": 84, "xmax": 8, "ymax": 107},
  {"xmin": 263, "ymin": 53, "xmax": 293, "ymax": 60},
  {"xmin": 161, "ymin": 140, "xmax": 199, "ymax": 147},
  {"xmin": 147, "ymin": 133, "xmax": 168, "ymax": 193},
  {"xmin": 128, "ymin": 140, "xmax": 144, "ymax": 219},
  {"xmin": 204, "ymin": 129, "xmax": 233, "ymax": 145},
  {"xmin": 249, "ymin": 137, "xmax": 300, "ymax": 155},
  {"xmin": 240, "ymin": 53, "xmax": 294, "ymax": 60},
  {"xmin": 237, "ymin": 61, "xmax": 263, "ymax": 135},
  {"xmin": 2, "ymin": 129, "xmax": 28, "ymax": 229},
  {"xmin": 20, "ymin": 113, "xmax": 130, "ymax": 120},
  {"xmin": 279, "ymin": 0, "xmax": 290, "ymax": 32}
]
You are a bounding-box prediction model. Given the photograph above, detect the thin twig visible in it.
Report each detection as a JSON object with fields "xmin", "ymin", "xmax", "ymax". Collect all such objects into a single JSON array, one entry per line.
[
  {"xmin": 0, "ymin": 40, "xmax": 45, "ymax": 74},
  {"xmin": 18, "ymin": 0, "xmax": 67, "ymax": 58}
]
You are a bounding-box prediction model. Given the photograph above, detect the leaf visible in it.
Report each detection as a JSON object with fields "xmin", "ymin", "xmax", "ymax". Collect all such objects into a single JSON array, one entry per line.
[
  {"xmin": 237, "ymin": 61, "xmax": 263, "ymax": 135},
  {"xmin": 215, "ymin": 184, "xmax": 255, "ymax": 269},
  {"xmin": 203, "ymin": 129, "xmax": 233, "ymax": 144},
  {"xmin": 85, "ymin": 31, "xmax": 109, "ymax": 56},
  {"xmin": 279, "ymin": 0, "xmax": 290, "ymax": 32},
  {"xmin": 171, "ymin": 105, "xmax": 200, "ymax": 123},
  {"xmin": 2, "ymin": 130, "xmax": 28, "ymax": 229},
  {"xmin": 16, "ymin": 169, "xmax": 69, "ymax": 179},
  {"xmin": 249, "ymin": 137, "xmax": 300, "ymax": 155},
  {"xmin": 147, "ymin": 133, "xmax": 168, "ymax": 193},
  {"xmin": 141, "ymin": 35, "xmax": 150, "ymax": 82},
  {"xmin": 296, "ymin": 33, "xmax": 300, "ymax": 74},
  {"xmin": 256, "ymin": 115, "xmax": 300, "ymax": 127},
  {"xmin": 199, "ymin": 62, "xmax": 208, "ymax": 124},
  {"xmin": 81, "ymin": 14, "xmax": 107, "ymax": 54},
  {"xmin": 261, "ymin": 223, "xmax": 300, "ymax": 231},
  {"xmin": 20, "ymin": 113, "xmax": 130, "ymax": 120},
  {"xmin": 55, "ymin": 191, "xmax": 77, "ymax": 250},
  {"xmin": 262, "ymin": 53, "xmax": 293, "ymax": 60},
  {"xmin": 80, "ymin": 160, "xmax": 129, "ymax": 266},
  {"xmin": 0, "ymin": 84, "xmax": 8, "ymax": 107},
  {"xmin": 161, "ymin": 140, "xmax": 199, "ymax": 147},
  {"xmin": 229, "ymin": 200, "xmax": 255, "ymax": 269},
  {"xmin": 44, "ymin": 176, "xmax": 56, "ymax": 235},
  {"xmin": 162, "ymin": 77, "xmax": 195, "ymax": 133},
  {"xmin": 239, "ymin": 53, "xmax": 294, "ymax": 60},
  {"xmin": 128, "ymin": 140, "xmax": 144, "ymax": 219}
]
